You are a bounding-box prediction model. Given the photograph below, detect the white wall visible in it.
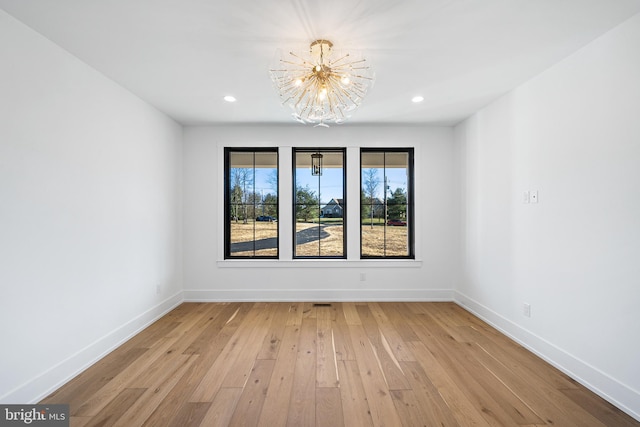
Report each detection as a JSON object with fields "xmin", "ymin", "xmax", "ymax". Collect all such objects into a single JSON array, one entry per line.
[
  {"xmin": 182, "ymin": 125, "xmax": 458, "ymax": 301},
  {"xmin": 0, "ymin": 11, "xmax": 183, "ymax": 403},
  {"xmin": 454, "ymin": 13, "xmax": 640, "ymax": 419}
]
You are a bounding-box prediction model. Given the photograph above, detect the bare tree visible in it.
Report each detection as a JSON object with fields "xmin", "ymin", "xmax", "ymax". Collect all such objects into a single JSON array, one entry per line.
[
  {"xmin": 266, "ymin": 169, "xmax": 278, "ymax": 194},
  {"xmin": 363, "ymin": 168, "xmax": 380, "ymax": 228},
  {"xmin": 231, "ymin": 168, "xmax": 253, "ymax": 223}
]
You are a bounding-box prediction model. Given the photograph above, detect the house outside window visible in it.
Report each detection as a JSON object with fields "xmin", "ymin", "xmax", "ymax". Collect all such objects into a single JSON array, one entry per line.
[
  {"xmin": 294, "ymin": 148, "xmax": 346, "ymax": 258},
  {"xmin": 321, "ymin": 198, "xmax": 343, "ymax": 218}
]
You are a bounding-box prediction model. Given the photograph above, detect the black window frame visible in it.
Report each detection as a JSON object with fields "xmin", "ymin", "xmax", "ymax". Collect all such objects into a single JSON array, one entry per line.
[
  {"xmin": 224, "ymin": 147, "xmax": 279, "ymax": 259},
  {"xmin": 360, "ymin": 147, "xmax": 415, "ymax": 259},
  {"xmin": 293, "ymin": 147, "xmax": 347, "ymax": 259}
]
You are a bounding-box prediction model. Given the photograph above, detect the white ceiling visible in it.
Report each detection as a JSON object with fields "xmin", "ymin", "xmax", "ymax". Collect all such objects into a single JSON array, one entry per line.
[{"xmin": 2, "ymin": 0, "xmax": 640, "ymax": 126}]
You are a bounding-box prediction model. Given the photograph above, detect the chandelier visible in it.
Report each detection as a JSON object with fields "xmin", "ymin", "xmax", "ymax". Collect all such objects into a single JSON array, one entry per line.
[{"xmin": 270, "ymin": 39, "xmax": 374, "ymax": 127}]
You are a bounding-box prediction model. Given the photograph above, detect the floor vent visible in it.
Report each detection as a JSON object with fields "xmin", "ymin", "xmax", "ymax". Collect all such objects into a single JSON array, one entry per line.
[{"xmin": 313, "ymin": 303, "xmax": 332, "ymax": 307}]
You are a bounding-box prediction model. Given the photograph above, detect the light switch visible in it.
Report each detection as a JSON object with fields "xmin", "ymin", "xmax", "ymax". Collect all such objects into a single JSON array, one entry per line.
[{"xmin": 523, "ymin": 191, "xmax": 530, "ymax": 204}]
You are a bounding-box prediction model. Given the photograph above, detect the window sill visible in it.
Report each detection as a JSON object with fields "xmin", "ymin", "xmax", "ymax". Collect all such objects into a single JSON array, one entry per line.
[{"xmin": 217, "ymin": 259, "xmax": 422, "ymax": 268}]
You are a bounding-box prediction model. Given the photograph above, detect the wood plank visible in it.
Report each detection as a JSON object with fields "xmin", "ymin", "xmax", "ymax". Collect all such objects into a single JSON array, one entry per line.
[
  {"xmin": 84, "ymin": 388, "xmax": 146, "ymax": 427},
  {"xmin": 449, "ymin": 341, "xmax": 545, "ymax": 425},
  {"xmin": 257, "ymin": 302, "xmax": 290, "ymax": 360},
  {"xmin": 560, "ymin": 388, "xmax": 640, "ymax": 427},
  {"xmin": 409, "ymin": 321, "xmax": 524, "ymax": 426},
  {"xmin": 286, "ymin": 318, "xmax": 317, "ymax": 427},
  {"xmin": 112, "ymin": 354, "xmax": 198, "ymax": 426},
  {"xmin": 285, "ymin": 302, "xmax": 304, "ymax": 326},
  {"xmin": 69, "ymin": 417, "xmax": 91, "ymax": 427},
  {"xmin": 181, "ymin": 302, "xmax": 244, "ymax": 355},
  {"xmin": 258, "ymin": 325, "xmax": 302, "ymax": 426},
  {"xmin": 379, "ymin": 302, "xmax": 420, "ymax": 342},
  {"xmin": 348, "ymin": 324, "xmax": 403, "ymax": 427},
  {"xmin": 416, "ymin": 314, "xmax": 541, "ymax": 425},
  {"xmin": 74, "ymin": 336, "xmax": 174, "ymax": 416},
  {"xmin": 163, "ymin": 303, "xmax": 223, "ymax": 342},
  {"xmin": 461, "ymin": 324, "xmax": 579, "ymax": 391},
  {"xmin": 337, "ymin": 361, "xmax": 374, "ymax": 427},
  {"xmin": 303, "ymin": 302, "xmax": 316, "ymax": 319},
  {"xmin": 189, "ymin": 303, "xmax": 273, "ymax": 401},
  {"xmin": 161, "ymin": 303, "xmax": 203, "ymax": 323},
  {"xmin": 406, "ymin": 341, "xmax": 493, "ymax": 426},
  {"xmin": 140, "ymin": 361, "xmax": 213, "ymax": 427},
  {"xmin": 463, "ymin": 339, "xmax": 609, "ymax": 426},
  {"xmin": 132, "ymin": 321, "xmax": 181, "ymax": 349},
  {"xmin": 228, "ymin": 359, "xmax": 275, "ymax": 426},
  {"xmin": 41, "ymin": 347, "xmax": 148, "ymax": 413},
  {"xmin": 400, "ymin": 361, "xmax": 461, "ymax": 426},
  {"xmin": 342, "ymin": 302, "xmax": 362, "ymax": 325},
  {"xmin": 332, "ymin": 304, "xmax": 356, "ymax": 361},
  {"xmin": 422, "ymin": 302, "xmax": 470, "ymax": 343},
  {"xmin": 166, "ymin": 402, "xmax": 211, "ymax": 427},
  {"xmin": 368, "ymin": 302, "xmax": 415, "ymax": 362},
  {"xmin": 316, "ymin": 306, "xmax": 339, "ymax": 387},
  {"xmin": 390, "ymin": 389, "xmax": 434, "ymax": 427},
  {"xmin": 140, "ymin": 305, "xmax": 249, "ymax": 426},
  {"xmin": 220, "ymin": 303, "xmax": 276, "ymax": 388},
  {"xmin": 198, "ymin": 388, "xmax": 242, "ymax": 427},
  {"xmin": 356, "ymin": 305, "xmax": 411, "ymax": 390},
  {"xmin": 316, "ymin": 387, "xmax": 345, "ymax": 427},
  {"xmin": 75, "ymin": 304, "xmax": 241, "ymax": 417}
]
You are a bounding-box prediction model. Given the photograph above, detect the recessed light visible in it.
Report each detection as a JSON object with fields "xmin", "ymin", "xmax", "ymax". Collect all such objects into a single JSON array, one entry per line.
[
  {"xmin": 223, "ymin": 95, "xmax": 237, "ymax": 103},
  {"xmin": 412, "ymin": 95, "xmax": 424, "ymax": 103}
]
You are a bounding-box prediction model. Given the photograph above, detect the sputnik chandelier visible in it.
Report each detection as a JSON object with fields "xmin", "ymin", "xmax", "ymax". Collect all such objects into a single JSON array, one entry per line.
[{"xmin": 270, "ymin": 39, "xmax": 374, "ymax": 127}]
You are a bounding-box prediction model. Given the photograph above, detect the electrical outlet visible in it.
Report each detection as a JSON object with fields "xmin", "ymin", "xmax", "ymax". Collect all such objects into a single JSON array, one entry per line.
[{"xmin": 523, "ymin": 303, "xmax": 531, "ymax": 317}]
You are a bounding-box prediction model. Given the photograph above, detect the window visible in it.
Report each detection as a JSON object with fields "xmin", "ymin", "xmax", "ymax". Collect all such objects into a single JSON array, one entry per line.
[
  {"xmin": 361, "ymin": 148, "xmax": 414, "ymax": 258},
  {"xmin": 293, "ymin": 148, "xmax": 346, "ymax": 258},
  {"xmin": 224, "ymin": 148, "xmax": 278, "ymax": 258}
]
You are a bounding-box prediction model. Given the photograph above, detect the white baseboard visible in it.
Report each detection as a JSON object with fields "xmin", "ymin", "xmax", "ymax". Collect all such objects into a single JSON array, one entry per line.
[
  {"xmin": 183, "ymin": 288, "xmax": 454, "ymax": 302},
  {"xmin": 1, "ymin": 292, "xmax": 184, "ymax": 404},
  {"xmin": 454, "ymin": 291, "xmax": 640, "ymax": 422}
]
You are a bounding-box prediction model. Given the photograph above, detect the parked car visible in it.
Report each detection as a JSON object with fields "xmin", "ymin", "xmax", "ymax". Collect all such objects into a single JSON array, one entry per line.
[
  {"xmin": 387, "ymin": 219, "xmax": 407, "ymax": 226},
  {"xmin": 256, "ymin": 215, "xmax": 276, "ymax": 222}
]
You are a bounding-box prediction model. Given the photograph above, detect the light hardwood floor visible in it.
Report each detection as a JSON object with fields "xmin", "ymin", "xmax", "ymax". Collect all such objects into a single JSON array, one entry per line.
[{"xmin": 41, "ymin": 302, "xmax": 638, "ymax": 426}]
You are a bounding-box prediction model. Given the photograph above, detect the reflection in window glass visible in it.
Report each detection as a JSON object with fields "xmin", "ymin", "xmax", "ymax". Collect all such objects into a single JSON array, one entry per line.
[
  {"xmin": 294, "ymin": 149, "xmax": 345, "ymax": 258},
  {"xmin": 225, "ymin": 149, "xmax": 278, "ymax": 258},
  {"xmin": 361, "ymin": 149, "xmax": 414, "ymax": 258}
]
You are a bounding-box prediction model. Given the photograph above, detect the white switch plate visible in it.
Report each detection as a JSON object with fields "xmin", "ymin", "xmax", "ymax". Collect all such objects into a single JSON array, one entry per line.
[
  {"xmin": 523, "ymin": 303, "xmax": 531, "ymax": 317},
  {"xmin": 530, "ymin": 191, "xmax": 538, "ymax": 203},
  {"xmin": 523, "ymin": 191, "xmax": 530, "ymax": 204}
]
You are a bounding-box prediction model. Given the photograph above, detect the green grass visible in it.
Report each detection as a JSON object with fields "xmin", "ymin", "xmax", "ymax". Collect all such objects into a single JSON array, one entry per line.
[{"xmin": 361, "ymin": 217, "xmax": 386, "ymax": 225}]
